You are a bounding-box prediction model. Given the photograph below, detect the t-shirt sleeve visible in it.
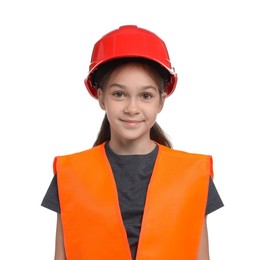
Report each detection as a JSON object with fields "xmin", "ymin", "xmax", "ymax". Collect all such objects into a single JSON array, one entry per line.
[
  {"xmin": 41, "ymin": 174, "xmax": 60, "ymax": 213},
  {"xmin": 205, "ymin": 176, "xmax": 224, "ymax": 215}
]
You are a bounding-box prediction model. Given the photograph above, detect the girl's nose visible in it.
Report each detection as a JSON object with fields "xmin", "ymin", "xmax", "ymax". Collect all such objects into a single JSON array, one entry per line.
[{"xmin": 124, "ymin": 98, "xmax": 140, "ymax": 115}]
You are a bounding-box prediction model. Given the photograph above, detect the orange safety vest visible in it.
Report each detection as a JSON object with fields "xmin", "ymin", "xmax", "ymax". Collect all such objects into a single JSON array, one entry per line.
[{"xmin": 54, "ymin": 142, "xmax": 213, "ymax": 260}]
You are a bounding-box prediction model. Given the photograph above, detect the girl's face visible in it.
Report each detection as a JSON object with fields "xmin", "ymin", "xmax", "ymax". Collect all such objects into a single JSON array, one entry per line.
[{"xmin": 97, "ymin": 62, "xmax": 166, "ymax": 150}]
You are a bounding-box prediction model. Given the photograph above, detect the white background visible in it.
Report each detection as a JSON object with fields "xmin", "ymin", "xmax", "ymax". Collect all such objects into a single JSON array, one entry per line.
[{"xmin": 1, "ymin": 0, "xmax": 271, "ymax": 259}]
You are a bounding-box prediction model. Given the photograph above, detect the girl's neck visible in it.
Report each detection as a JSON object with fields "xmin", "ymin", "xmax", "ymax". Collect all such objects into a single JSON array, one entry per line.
[{"xmin": 108, "ymin": 139, "xmax": 156, "ymax": 155}]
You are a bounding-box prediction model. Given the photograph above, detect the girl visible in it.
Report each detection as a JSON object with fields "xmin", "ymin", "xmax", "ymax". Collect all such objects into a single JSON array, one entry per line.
[{"xmin": 42, "ymin": 25, "xmax": 223, "ymax": 260}]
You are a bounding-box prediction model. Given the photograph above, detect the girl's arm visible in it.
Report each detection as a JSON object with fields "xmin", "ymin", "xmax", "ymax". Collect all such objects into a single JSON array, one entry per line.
[
  {"xmin": 54, "ymin": 214, "xmax": 66, "ymax": 260},
  {"xmin": 197, "ymin": 217, "xmax": 210, "ymax": 260}
]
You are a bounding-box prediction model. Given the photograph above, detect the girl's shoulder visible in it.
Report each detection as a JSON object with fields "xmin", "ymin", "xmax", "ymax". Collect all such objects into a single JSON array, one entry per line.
[
  {"xmin": 52, "ymin": 143, "xmax": 106, "ymax": 174},
  {"xmin": 158, "ymin": 144, "xmax": 214, "ymax": 178},
  {"xmin": 159, "ymin": 144, "xmax": 212, "ymax": 159}
]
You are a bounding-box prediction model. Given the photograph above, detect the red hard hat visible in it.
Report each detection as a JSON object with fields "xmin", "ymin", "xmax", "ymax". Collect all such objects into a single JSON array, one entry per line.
[{"xmin": 84, "ymin": 25, "xmax": 178, "ymax": 98}]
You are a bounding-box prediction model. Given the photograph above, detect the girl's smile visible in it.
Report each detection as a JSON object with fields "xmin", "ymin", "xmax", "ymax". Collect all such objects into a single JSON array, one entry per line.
[{"xmin": 120, "ymin": 119, "xmax": 144, "ymax": 128}]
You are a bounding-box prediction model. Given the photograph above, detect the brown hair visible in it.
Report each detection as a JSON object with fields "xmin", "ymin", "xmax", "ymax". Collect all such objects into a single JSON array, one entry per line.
[{"xmin": 92, "ymin": 58, "xmax": 172, "ymax": 148}]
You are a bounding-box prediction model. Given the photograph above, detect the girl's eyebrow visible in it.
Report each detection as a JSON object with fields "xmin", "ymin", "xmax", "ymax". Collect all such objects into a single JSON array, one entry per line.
[
  {"xmin": 109, "ymin": 84, "xmax": 158, "ymax": 92},
  {"xmin": 108, "ymin": 83, "xmax": 126, "ymax": 89}
]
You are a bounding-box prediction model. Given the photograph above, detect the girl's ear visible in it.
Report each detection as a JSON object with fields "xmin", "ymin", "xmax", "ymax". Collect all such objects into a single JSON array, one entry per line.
[
  {"xmin": 97, "ymin": 88, "xmax": 106, "ymax": 110},
  {"xmin": 158, "ymin": 92, "xmax": 167, "ymax": 113}
]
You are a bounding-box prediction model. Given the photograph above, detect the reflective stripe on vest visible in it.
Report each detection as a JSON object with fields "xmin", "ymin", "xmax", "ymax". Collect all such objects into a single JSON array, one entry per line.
[{"xmin": 54, "ymin": 142, "xmax": 213, "ymax": 260}]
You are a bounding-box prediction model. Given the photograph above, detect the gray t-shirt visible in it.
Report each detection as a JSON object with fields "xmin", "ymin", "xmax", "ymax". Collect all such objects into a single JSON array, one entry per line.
[{"xmin": 42, "ymin": 143, "xmax": 224, "ymax": 259}]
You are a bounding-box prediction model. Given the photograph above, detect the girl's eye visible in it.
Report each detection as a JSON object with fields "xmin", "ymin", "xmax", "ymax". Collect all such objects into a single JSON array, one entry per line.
[
  {"xmin": 113, "ymin": 91, "xmax": 125, "ymax": 98},
  {"xmin": 142, "ymin": 93, "xmax": 153, "ymax": 100}
]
